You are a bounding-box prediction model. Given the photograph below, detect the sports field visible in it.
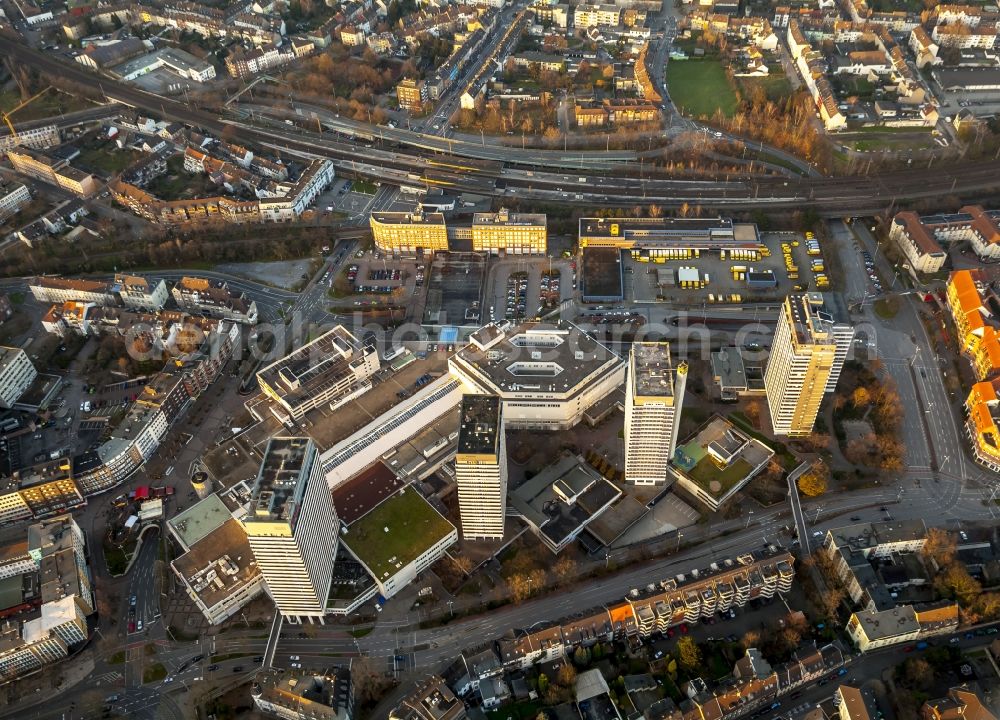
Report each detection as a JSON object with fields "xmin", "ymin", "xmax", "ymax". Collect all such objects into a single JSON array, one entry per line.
[{"xmin": 667, "ymin": 59, "xmax": 739, "ymax": 119}]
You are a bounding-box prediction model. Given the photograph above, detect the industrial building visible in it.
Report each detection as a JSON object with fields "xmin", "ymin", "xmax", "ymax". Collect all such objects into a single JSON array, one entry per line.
[{"xmin": 578, "ymin": 216, "xmax": 763, "ymax": 259}]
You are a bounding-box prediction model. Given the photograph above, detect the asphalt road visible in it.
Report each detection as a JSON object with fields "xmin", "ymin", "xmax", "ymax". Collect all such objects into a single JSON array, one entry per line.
[{"xmin": 125, "ymin": 527, "xmax": 161, "ymax": 639}]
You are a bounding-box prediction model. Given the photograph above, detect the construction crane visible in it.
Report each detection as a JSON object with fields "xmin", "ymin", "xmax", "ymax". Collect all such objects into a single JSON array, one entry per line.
[{"xmin": 1, "ymin": 86, "xmax": 52, "ymax": 143}]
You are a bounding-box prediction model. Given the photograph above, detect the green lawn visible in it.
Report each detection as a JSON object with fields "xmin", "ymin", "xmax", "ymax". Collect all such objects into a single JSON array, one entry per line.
[
  {"xmin": 143, "ymin": 663, "xmax": 167, "ymax": 684},
  {"xmin": 351, "ymin": 180, "xmax": 378, "ymax": 195},
  {"xmin": 737, "ymin": 75, "xmax": 792, "ymax": 103},
  {"xmin": 343, "ymin": 487, "xmax": 454, "ymax": 581},
  {"xmin": 0, "ymin": 89, "xmax": 92, "ymax": 123},
  {"xmin": 667, "ymin": 59, "xmax": 739, "ymax": 119},
  {"xmin": 75, "ymin": 145, "xmax": 141, "ymax": 177},
  {"xmin": 687, "ymin": 457, "xmax": 753, "ymax": 495}
]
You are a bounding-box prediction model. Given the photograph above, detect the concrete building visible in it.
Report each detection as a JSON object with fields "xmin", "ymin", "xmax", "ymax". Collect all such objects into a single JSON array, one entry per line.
[
  {"xmin": 947, "ymin": 270, "xmax": 1000, "ymax": 382},
  {"xmin": 624, "ymin": 342, "xmax": 686, "ymax": 485},
  {"xmin": 397, "ymin": 78, "xmax": 427, "ymax": 112},
  {"xmin": 578, "ymin": 216, "xmax": 763, "ymax": 259},
  {"xmin": 765, "ymin": 293, "xmax": 854, "ymax": 436},
  {"xmin": 965, "ymin": 378, "xmax": 1000, "ymax": 472},
  {"xmin": 6, "ymin": 148, "xmax": 98, "ymax": 196},
  {"xmin": 370, "ymin": 211, "xmax": 450, "ymax": 254},
  {"xmin": 112, "ymin": 274, "xmax": 169, "ymax": 311},
  {"xmin": 390, "ymin": 675, "xmax": 467, "ymax": 720},
  {"xmin": 847, "ymin": 601, "xmax": 958, "ymax": 652},
  {"xmin": 449, "ymin": 321, "xmax": 626, "ymax": 430},
  {"xmin": 889, "ymin": 211, "xmax": 948, "ymax": 274},
  {"xmin": 29, "ymin": 277, "xmax": 117, "ymax": 306},
  {"xmin": 257, "ymin": 326, "xmax": 380, "ymax": 423},
  {"xmin": 252, "ymin": 667, "xmax": 354, "ymax": 720},
  {"xmin": 0, "ymin": 346, "xmax": 37, "ymax": 409},
  {"xmin": 243, "ymin": 438, "xmax": 338, "ymax": 620},
  {"xmin": 455, "ymin": 395, "xmax": 507, "ymax": 541},
  {"xmin": 171, "ymin": 276, "xmax": 258, "ymax": 324},
  {"xmin": 471, "ymin": 209, "xmax": 547, "ymax": 255},
  {"xmin": 0, "ymin": 182, "xmax": 30, "ymax": 221}
]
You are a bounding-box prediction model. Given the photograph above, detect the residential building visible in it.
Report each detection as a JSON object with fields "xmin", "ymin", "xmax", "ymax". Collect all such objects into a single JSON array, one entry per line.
[
  {"xmin": 471, "ymin": 209, "xmax": 547, "ymax": 255},
  {"xmin": 889, "ymin": 211, "xmax": 948, "ymax": 274},
  {"xmin": 0, "ymin": 182, "xmax": 30, "ymax": 221},
  {"xmin": 0, "ymin": 124, "xmax": 59, "ymax": 153},
  {"xmin": 836, "ymin": 684, "xmax": 881, "ymax": 720},
  {"xmin": 574, "ymin": 3, "xmax": 620, "ymax": 28},
  {"xmin": 256, "ymin": 159, "xmax": 334, "ymax": 222},
  {"xmin": 0, "ymin": 346, "xmax": 37, "ymax": 409},
  {"xmin": 371, "ymin": 211, "xmax": 449, "ymax": 254},
  {"xmin": 171, "ymin": 276, "xmax": 258, "ymax": 323},
  {"xmin": 112, "ymin": 274, "xmax": 169, "ymax": 311},
  {"xmin": 257, "ymin": 326, "xmax": 380, "ymax": 423},
  {"xmin": 397, "ymin": 78, "xmax": 427, "ymax": 112},
  {"xmin": 243, "ymin": 437, "xmax": 338, "ymax": 620},
  {"xmin": 947, "ymin": 270, "xmax": 1000, "ymax": 381},
  {"xmin": 12, "ymin": 458, "xmax": 86, "ymax": 520},
  {"xmin": 765, "ymin": 293, "xmax": 854, "ymax": 436},
  {"xmin": 892, "ymin": 206, "xmax": 1000, "ymax": 262},
  {"xmin": 965, "ymin": 378, "xmax": 1000, "ymax": 471},
  {"xmin": 669, "ymin": 415, "xmax": 774, "ymax": 511},
  {"xmin": 455, "ymin": 395, "xmax": 507, "ymax": 541},
  {"xmin": 624, "ymin": 342, "xmax": 686, "ymax": 485},
  {"xmin": 922, "ymin": 685, "xmax": 998, "ymax": 720},
  {"xmin": 847, "ymin": 601, "xmax": 958, "ymax": 651},
  {"xmin": 29, "ymin": 277, "xmax": 117, "ymax": 306},
  {"xmin": 390, "ymin": 675, "xmax": 467, "ymax": 720},
  {"xmin": 252, "ymin": 668, "xmax": 354, "ymax": 720},
  {"xmin": 6, "ymin": 148, "xmax": 98, "ymax": 196},
  {"xmin": 449, "ymin": 321, "xmax": 626, "ymax": 430}
]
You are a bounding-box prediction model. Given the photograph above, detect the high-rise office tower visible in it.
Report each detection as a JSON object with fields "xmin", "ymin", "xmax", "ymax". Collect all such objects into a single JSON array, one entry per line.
[
  {"xmin": 624, "ymin": 342, "xmax": 687, "ymax": 485},
  {"xmin": 765, "ymin": 293, "xmax": 855, "ymax": 436},
  {"xmin": 455, "ymin": 394, "xmax": 507, "ymax": 540},
  {"xmin": 243, "ymin": 437, "xmax": 337, "ymax": 620}
]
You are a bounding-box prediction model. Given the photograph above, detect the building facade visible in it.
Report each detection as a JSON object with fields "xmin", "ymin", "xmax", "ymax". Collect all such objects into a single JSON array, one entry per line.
[
  {"xmin": 765, "ymin": 293, "xmax": 854, "ymax": 436},
  {"xmin": 455, "ymin": 395, "xmax": 507, "ymax": 540},
  {"xmin": 243, "ymin": 438, "xmax": 338, "ymax": 620},
  {"xmin": 370, "ymin": 211, "xmax": 449, "ymax": 254},
  {"xmin": 624, "ymin": 342, "xmax": 686, "ymax": 485},
  {"xmin": 0, "ymin": 346, "xmax": 37, "ymax": 409}
]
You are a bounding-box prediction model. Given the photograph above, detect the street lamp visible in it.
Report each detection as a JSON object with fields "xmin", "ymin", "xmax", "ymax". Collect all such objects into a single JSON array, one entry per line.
[{"xmin": 745, "ymin": 510, "xmax": 754, "ymax": 529}]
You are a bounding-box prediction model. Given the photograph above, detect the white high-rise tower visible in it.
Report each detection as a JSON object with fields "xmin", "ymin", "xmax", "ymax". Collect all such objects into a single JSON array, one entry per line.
[
  {"xmin": 455, "ymin": 394, "xmax": 507, "ymax": 540},
  {"xmin": 624, "ymin": 342, "xmax": 687, "ymax": 485}
]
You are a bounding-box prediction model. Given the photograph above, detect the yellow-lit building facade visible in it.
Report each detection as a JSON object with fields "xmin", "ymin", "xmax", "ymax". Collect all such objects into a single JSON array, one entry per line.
[
  {"xmin": 946, "ymin": 269, "xmax": 1000, "ymax": 381},
  {"xmin": 370, "ymin": 211, "xmax": 449, "ymax": 254},
  {"xmin": 471, "ymin": 209, "xmax": 547, "ymax": 255}
]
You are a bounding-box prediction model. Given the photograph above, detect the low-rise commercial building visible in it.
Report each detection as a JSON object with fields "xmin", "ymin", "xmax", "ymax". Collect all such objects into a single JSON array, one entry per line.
[
  {"xmin": 371, "ymin": 211, "xmax": 449, "ymax": 254},
  {"xmin": 371, "ymin": 210, "xmax": 548, "ymax": 255},
  {"xmin": 6, "ymin": 148, "xmax": 98, "ymax": 196},
  {"xmin": 449, "ymin": 321, "xmax": 626, "ymax": 430},
  {"xmin": 257, "ymin": 326, "xmax": 379, "ymax": 423},
  {"xmin": 578, "ymin": 216, "xmax": 763, "ymax": 259}
]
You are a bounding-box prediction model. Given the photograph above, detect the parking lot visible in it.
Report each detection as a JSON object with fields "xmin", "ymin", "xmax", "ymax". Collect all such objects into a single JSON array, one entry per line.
[
  {"xmin": 621, "ymin": 232, "xmax": 829, "ymax": 306},
  {"xmin": 485, "ymin": 258, "xmax": 575, "ymax": 323}
]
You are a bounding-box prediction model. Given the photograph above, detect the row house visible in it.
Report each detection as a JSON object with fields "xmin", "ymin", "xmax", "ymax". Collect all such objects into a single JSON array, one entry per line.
[
  {"xmin": 932, "ymin": 22, "xmax": 998, "ymax": 50},
  {"xmin": 948, "ymin": 269, "xmax": 1000, "ymax": 381},
  {"xmin": 965, "ymin": 378, "xmax": 1000, "ymax": 472}
]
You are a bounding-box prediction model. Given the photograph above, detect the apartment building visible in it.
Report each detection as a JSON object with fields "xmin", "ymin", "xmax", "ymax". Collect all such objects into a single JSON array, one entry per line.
[
  {"xmin": 889, "ymin": 211, "xmax": 948, "ymax": 274},
  {"xmin": 0, "ymin": 346, "xmax": 37, "ymax": 409},
  {"xmin": 112, "ymin": 274, "xmax": 169, "ymax": 311},
  {"xmin": 0, "ymin": 124, "xmax": 59, "ymax": 153},
  {"xmin": 29, "ymin": 277, "xmax": 116, "ymax": 306},
  {"xmin": 455, "ymin": 395, "xmax": 507, "ymax": 540},
  {"xmin": 965, "ymin": 378, "xmax": 1000, "ymax": 471},
  {"xmin": 847, "ymin": 601, "xmax": 958, "ymax": 652},
  {"xmin": 11, "ymin": 458, "xmax": 86, "ymax": 520},
  {"xmin": 257, "ymin": 326, "xmax": 379, "ymax": 423},
  {"xmin": 6, "ymin": 148, "xmax": 98, "ymax": 196},
  {"xmin": 252, "ymin": 668, "xmax": 354, "ymax": 720},
  {"xmin": 257, "ymin": 160, "xmax": 334, "ymax": 222},
  {"xmin": 171, "ymin": 276, "xmax": 258, "ymax": 324},
  {"xmin": 449, "ymin": 321, "xmax": 626, "ymax": 430},
  {"xmin": 0, "ymin": 182, "xmax": 30, "ymax": 221},
  {"xmin": 946, "ymin": 270, "xmax": 1000, "ymax": 381},
  {"xmin": 922, "ymin": 685, "xmax": 998, "ymax": 720},
  {"xmin": 371, "ymin": 211, "xmax": 449, "ymax": 254},
  {"xmin": 390, "ymin": 675, "xmax": 467, "ymax": 720},
  {"xmin": 624, "ymin": 343, "xmax": 686, "ymax": 485},
  {"xmin": 471, "ymin": 209, "xmax": 547, "ymax": 255},
  {"xmin": 574, "ymin": 3, "xmax": 620, "ymax": 28},
  {"xmin": 765, "ymin": 293, "xmax": 854, "ymax": 436},
  {"xmin": 243, "ymin": 438, "xmax": 338, "ymax": 620},
  {"xmin": 397, "ymin": 78, "xmax": 427, "ymax": 112}
]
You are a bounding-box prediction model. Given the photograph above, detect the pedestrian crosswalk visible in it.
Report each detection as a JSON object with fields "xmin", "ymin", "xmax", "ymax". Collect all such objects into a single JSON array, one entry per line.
[{"xmin": 94, "ymin": 670, "xmax": 123, "ymax": 685}]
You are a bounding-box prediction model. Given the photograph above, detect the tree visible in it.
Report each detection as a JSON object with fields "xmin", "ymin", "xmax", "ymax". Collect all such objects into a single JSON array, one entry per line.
[
  {"xmin": 820, "ymin": 587, "xmax": 845, "ymax": 617},
  {"xmin": 902, "ymin": 657, "xmax": 934, "ymax": 688},
  {"xmin": 554, "ymin": 555, "xmax": 576, "ymax": 584},
  {"xmin": 935, "ymin": 562, "xmax": 981, "ymax": 605},
  {"xmin": 741, "ymin": 630, "xmax": 760, "ymax": 649},
  {"xmin": 557, "ymin": 662, "xmax": 577, "ymax": 688},
  {"xmin": 573, "ymin": 646, "xmax": 591, "ymax": 666},
  {"xmin": 666, "ymin": 658, "xmax": 678, "ymax": 678},
  {"xmin": 797, "ymin": 464, "xmax": 829, "ymax": 497},
  {"xmin": 744, "ymin": 399, "xmax": 763, "ymax": 427},
  {"xmin": 537, "ymin": 673, "xmax": 550, "ymax": 694},
  {"xmin": 677, "ymin": 636, "xmax": 702, "ymax": 674},
  {"xmin": 922, "ymin": 528, "xmax": 957, "ymax": 569},
  {"xmin": 851, "ymin": 386, "xmax": 871, "ymax": 408}
]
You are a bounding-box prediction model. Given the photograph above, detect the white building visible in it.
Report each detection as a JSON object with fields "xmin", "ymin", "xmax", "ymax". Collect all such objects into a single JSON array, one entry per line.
[
  {"xmin": 243, "ymin": 438, "xmax": 337, "ymax": 620},
  {"xmin": 258, "ymin": 159, "xmax": 334, "ymax": 222},
  {"xmin": 0, "ymin": 346, "xmax": 37, "ymax": 409},
  {"xmin": 764, "ymin": 293, "xmax": 854, "ymax": 436},
  {"xmin": 112, "ymin": 274, "xmax": 169, "ymax": 311},
  {"xmin": 0, "ymin": 125, "xmax": 59, "ymax": 153},
  {"xmin": 29, "ymin": 277, "xmax": 116, "ymax": 306},
  {"xmin": 449, "ymin": 321, "xmax": 626, "ymax": 431},
  {"xmin": 624, "ymin": 342, "xmax": 686, "ymax": 485},
  {"xmin": 0, "ymin": 183, "xmax": 30, "ymax": 221},
  {"xmin": 455, "ymin": 394, "xmax": 507, "ymax": 540}
]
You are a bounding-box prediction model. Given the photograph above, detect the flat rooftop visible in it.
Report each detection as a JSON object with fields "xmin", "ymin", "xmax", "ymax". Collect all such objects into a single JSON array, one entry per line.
[
  {"xmin": 472, "ymin": 209, "xmax": 545, "ymax": 228},
  {"xmin": 371, "ymin": 210, "xmax": 445, "ymax": 226},
  {"xmin": 247, "ymin": 437, "xmax": 315, "ymax": 526},
  {"xmin": 788, "ymin": 292, "xmax": 851, "ymax": 345},
  {"xmin": 330, "ymin": 462, "xmax": 405, "ymax": 526},
  {"xmin": 451, "ymin": 320, "xmax": 622, "ymax": 396},
  {"xmin": 579, "ymin": 216, "xmax": 761, "ymax": 247},
  {"xmin": 672, "ymin": 416, "xmax": 773, "ymax": 499},
  {"xmin": 171, "ymin": 518, "xmax": 261, "ymax": 612},
  {"xmin": 168, "ymin": 493, "xmax": 233, "ymax": 551},
  {"xmin": 257, "ymin": 327, "xmax": 360, "ymax": 407},
  {"xmin": 457, "ymin": 394, "xmax": 501, "ymax": 455},
  {"xmin": 631, "ymin": 343, "xmax": 675, "ymax": 398},
  {"xmin": 581, "ymin": 247, "xmax": 623, "ymax": 301},
  {"xmin": 342, "ymin": 486, "xmax": 455, "ymax": 581}
]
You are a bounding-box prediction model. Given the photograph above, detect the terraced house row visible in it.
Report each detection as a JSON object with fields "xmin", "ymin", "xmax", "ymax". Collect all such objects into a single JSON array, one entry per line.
[{"xmin": 495, "ymin": 547, "xmax": 795, "ymax": 670}]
